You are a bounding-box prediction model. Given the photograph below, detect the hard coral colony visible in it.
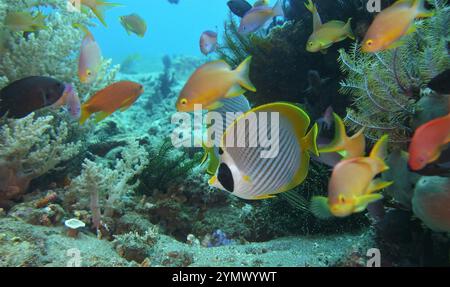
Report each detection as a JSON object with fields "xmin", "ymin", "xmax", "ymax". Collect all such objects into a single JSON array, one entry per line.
[{"xmin": 0, "ymin": 0, "xmax": 448, "ymax": 268}]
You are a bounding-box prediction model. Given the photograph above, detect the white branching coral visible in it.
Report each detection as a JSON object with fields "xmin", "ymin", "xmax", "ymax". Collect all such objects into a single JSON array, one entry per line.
[
  {"xmin": 69, "ymin": 139, "xmax": 149, "ymax": 228},
  {"xmin": 0, "ymin": 0, "xmax": 119, "ymax": 98},
  {"xmin": 0, "ymin": 113, "xmax": 81, "ymax": 206}
]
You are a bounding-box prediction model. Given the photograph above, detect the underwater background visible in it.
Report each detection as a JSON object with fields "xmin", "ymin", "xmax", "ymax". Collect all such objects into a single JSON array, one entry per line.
[{"xmin": 0, "ymin": 0, "xmax": 449, "ymax": 267}]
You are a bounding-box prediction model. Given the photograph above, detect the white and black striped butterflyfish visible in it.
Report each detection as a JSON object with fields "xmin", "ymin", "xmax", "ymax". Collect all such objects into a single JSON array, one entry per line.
[
  {"xmin": 201, "ymin": 95, "xmax": 252, "ymax": 175},
  {"xmin": 208, "ymin": 102, "xmax": 320, "ymax": 200}
]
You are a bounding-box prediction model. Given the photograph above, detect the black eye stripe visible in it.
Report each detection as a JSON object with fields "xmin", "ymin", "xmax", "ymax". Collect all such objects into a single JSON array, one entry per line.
[{"xmin": 218, "ymin": 163, "xmax": 234, "ymax": 193}]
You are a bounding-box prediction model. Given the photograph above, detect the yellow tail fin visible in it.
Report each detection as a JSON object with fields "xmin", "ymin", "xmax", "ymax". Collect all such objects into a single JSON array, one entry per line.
[
  {"xmin": 235, "ymin": 56, "xmax": 256, "ymax": 92},
  {"xmin": 303, "ymin": 123, "xmax": 319, "ymax": 157},
  {"xmin": 369, "ymin": 134, "xmax": 389, "ymax": 161},
  {"xmin": 318, "ymin": 113, "xmax": 365, "ymax": 159},
  {"xmin": 79, "ymin": 105, "xmax": 91, "ymax": 125},
  {"xmin": 91, "ymin": 1, "xmax": 122, "ymax": 27},
  {"xmin": 345, "ymin": 18, "xmax": 355, "ymax": 40}
]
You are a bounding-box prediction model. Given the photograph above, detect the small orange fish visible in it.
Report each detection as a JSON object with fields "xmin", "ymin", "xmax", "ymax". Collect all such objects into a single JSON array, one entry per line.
[
  {"xmin": 79, "ymin": 81, "xmax": 144, "ymax": 124},
  {"xmin": 176, "ymin": 56, "xmax": 255, "ymax": 112},
  {"xmin": 311, "ymin": 135, "xmax": 393, "ymax": 218},
  {"xmin": 408, "ymin": 113, "xmax": 450, "ymax": 171},
  {"xmin": 78, "ymin": 28, "xmax": 102, "ymax": 84},
  {"xmin": 362, "ymin": 0, "xmax": 433, "ymax": 53}
]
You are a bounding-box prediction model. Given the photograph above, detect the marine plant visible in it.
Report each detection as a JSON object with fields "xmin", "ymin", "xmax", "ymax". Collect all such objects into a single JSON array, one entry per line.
[
  {"xmin": 138, "ymin": 138, "xmax": 203, "ymax": 193},
  {"xmin": 0, "ymin": 113, "xmax": 81, "ymax": 208},
  {"xmin": 338, "ymin": 0, "xmax": 449, "ymax": 144}
]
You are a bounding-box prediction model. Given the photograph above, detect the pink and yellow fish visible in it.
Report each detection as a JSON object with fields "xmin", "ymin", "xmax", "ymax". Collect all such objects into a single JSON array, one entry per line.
[
  {"xmin": 78, "ymin": 28, "xmax": 102, "ymax": 84},
  {"xmin": 311, "ymin": 135, "xmax": 393, "ymax": 218},
  {"xmin": 362, "ymin": 0, "xmax": 433, "ymax": 53}
]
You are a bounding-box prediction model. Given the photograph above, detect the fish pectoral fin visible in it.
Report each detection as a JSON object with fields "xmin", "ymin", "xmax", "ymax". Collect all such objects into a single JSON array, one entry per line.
[
  {"xmin": 252, "ymin": 194, "xmax": 276, "ymax": 200},
  {"xmin": 354, "ymin": 194, "xmax": 383, "ymax": 212},
  {"xmin": 310, "ymin": 196, "xmax": 333, "ymax": 219},
  {"xmin": 385, "ymin": 40, "xmax": 405, "ymax": 50},
  {"xmin": 201, "ymin": 142, "xmax": 220, "ymax": 175},
  {"xmin": 225, "ymin": 84, "xmax": 246, "ymax": 98},
  {"xmin": 367, "ymin": 179, "xmax": 394, "ymax": 193},
  {"xmin": 429, "ymin": 148, "xmax": 444, "ymax": 163},
  {"xmin": 205, "ymin": 101, "xmax": 224, "ymax": 110},
  {"xmin": 320, "ymin": 49, "xmax": 328, "ymax": 55},
  {"xmin": 120, "ymin": 97, "xmax": 136, "ymax": 112},
  {"xmin": 406, "ymin": 24, "xmax": 417, "ymax": 35},
  {"xmin": 94, "ymin": 111, "xmax": 112, "ymax": 123},
  {"xmin": 208, "ymin": 176, "xmax": 218, "ymax": 186}
]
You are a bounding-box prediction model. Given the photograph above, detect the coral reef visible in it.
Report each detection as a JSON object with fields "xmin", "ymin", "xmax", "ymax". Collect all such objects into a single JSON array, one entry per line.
[
  {"xmin": 68, "ymin": 139, "xmax": 149, "ymax": 231},
  {"xmin": 0, "ymin": 0, "xmax": 448, "ymax": 267},
  {"xmin": 0, "ymin": 113, "xmax": 80, "ymax": 208}
]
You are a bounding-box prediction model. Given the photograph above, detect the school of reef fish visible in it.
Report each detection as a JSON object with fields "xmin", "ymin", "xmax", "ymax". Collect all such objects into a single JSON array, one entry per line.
[{"xmin": 0, "ymin": 0, "xmax": 449, "ymax": 267}]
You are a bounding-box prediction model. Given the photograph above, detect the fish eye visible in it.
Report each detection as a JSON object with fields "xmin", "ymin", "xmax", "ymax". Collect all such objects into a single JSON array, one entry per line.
[
  {"xmin": 219, "ymin": 147, "xmax": 224, "ymax": 155},
  {"xmin": 87, "ymin": 70, "xmax": 92, "ymax": 76},
  {"xmin": 180, "ymin": 98, "xmax": 188, "ymax": 105},
  {"xmin": 339, "ymin": 195, "xmax": 346, "ymax": 203},
  {"xmin": 366, "ymin": 39, "xmax": 373, "ymax": 46},
  {"xmin": 309, "ymin": 42, "xmax": 313, "ymax": 46}
]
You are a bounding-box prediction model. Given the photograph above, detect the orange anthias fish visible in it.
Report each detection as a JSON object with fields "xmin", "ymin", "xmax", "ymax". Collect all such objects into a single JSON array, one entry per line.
[
  {"xmin": 176, "ymin": 56, "xmax": 256, "ymax": 112},
  {"xmin": 362, "ymin": 0, "xmax": 433, "ymax": 53},
  {"xmin": 81, "ymin": 0, "xmax": 121, "ymax": 27},
  {"xmin": 79, "ymin": 81, "xmax": 144, "ymax": 124},
  {"xmin": 78, "ymin": 28, "xmax": 102, "ymax": 84},
  {"xmin": 311, "ymin": 135, "xmax": 393, "ymax": 218},
  {"xmin": 408, "ymin": 113, "xmax": 450, "ymax": 171}
]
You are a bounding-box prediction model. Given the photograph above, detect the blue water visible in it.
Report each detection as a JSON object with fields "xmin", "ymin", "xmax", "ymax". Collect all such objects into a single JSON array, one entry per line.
[{"xmin": 91, "ymin": 0, "xmax": 276, "ymax": 63}]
